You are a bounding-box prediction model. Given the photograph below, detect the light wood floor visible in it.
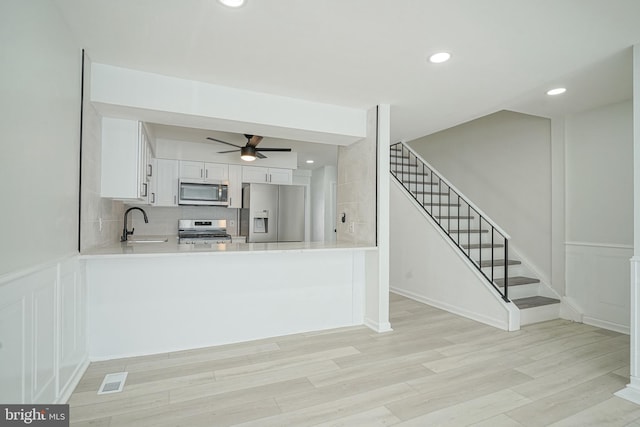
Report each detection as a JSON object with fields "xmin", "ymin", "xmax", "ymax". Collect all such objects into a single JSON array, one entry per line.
[{"xmin": 69, "ymin": 293, "xmax": 638, "ymax": 426}]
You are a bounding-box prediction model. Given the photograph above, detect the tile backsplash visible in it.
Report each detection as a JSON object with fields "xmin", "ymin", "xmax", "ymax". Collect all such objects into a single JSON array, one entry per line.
[{"xmin": 126, "ymin": 205, "xmax": 240, "ymax": 236}]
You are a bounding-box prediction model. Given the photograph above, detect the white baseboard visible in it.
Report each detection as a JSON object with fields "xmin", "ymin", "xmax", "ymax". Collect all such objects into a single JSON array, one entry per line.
[
  {"xmin": 559, "ymin": 297, "xmax": 583, "ymax": 323},
  {"xmin": 390, "ymin": 287, "xmax": 509, "ymax": 331},
  {"xmin": 56, "ymin": 356, "xmax": 90, "ymax": 404},
  {"xmin": 583, "ymin": 316, "xmax": 629, "ymax": 335},
  {"xmin": 364, "ymin": 318, "xmax": 393, "ymax": 333},
  {"xmin": 616, "ymin": 387, "xmax": 640, "ymax": 405}
]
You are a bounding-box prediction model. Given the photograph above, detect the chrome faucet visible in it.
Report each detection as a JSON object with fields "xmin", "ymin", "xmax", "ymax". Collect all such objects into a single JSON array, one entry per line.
[{"xmin": 121, "ymin": 207, "xmax": 149, "ymax": 242}]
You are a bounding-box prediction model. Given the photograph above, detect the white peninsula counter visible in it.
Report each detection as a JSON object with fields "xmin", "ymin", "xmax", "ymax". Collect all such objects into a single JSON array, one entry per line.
[{"xmin": 81, "ymin": 240, "xmax": 378, "ymax": 360}]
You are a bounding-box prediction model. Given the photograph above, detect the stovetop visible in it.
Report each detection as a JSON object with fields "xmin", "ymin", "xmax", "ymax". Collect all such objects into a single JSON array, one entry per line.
[{"xmin": 178, "ymin": 219, "xmax": 231, "ymax": 243}]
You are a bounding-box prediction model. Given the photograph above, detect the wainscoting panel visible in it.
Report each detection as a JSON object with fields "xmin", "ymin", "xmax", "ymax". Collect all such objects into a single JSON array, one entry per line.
[
  {"xmin": 0, "ymin": 255, "xmax": 87, "ymax": 404},
  {"xmin": 566, "ymin": 242, "xmax": 631, "ymax": 333},
  {"xmin": 32, "ymin": 273, "xmax": 57, "ymax": 403},
  {"xmin": 0, "ymin": 297, "xmax": 26, "ymax": 403}
]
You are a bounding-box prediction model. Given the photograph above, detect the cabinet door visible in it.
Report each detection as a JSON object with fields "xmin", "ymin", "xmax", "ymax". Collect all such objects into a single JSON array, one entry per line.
[
  {"xmin": 228, "ymin": 165, "xmax": 242, "ymax": 208},
  {"xmin": 268, "ymin": 168, "xmax": 293, "ymax": 185},
  {"xmin": 242, "ymin": 166, "xmax": 269, "ymax": 183},
  {"xmin": 204, "ymin": 162, "xmax": 229, "ymax": 182},
  {"xmin": 101, "ymin": 117, "xmax": 143, "ymax": 200},
  {"xmin": 144, "ymin": 137, "xmax": 154, "ymax": 183},
  {"xmin": 152, "ymin": 159, "xmax": 179, "ymax": 206},
  {"xmin": 179, "ymin": 160, "xmax": 204, "ymax": 180}
]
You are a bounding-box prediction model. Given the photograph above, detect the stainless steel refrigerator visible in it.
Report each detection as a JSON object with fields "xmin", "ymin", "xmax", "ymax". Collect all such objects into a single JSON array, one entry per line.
[{"xmin": 240, "ymin": 183, "xmax": 305, "ymax": 243}]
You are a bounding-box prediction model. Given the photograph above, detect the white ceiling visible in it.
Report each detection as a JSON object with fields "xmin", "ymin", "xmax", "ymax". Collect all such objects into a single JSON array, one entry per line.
[{"xmin": 55, "ymin": 0, "xmax": 640, "ymax": 157}]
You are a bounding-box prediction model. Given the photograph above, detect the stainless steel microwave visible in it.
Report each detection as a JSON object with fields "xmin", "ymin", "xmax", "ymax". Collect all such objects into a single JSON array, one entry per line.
[{"xmin": 178, "ymin": 179, "xmax": 229, "ymax": 206}]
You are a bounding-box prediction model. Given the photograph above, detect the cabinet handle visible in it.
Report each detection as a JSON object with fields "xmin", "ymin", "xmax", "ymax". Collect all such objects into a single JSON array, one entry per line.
[
  {"xmin": 265, "ymin": 173, "xmax": 269, "ymax": 182},
  {"xmin": 206, "ymin": 169, "xmax": 208, "ymax": 179},
  {"xmin": 229, "ymin": 197, "xmax": 232, "ymax": 206},
  {"xmin": 174, "ymin": 195, "xmax": 177, "ymax": 205},
  {"xmin": 147, "ymin": 164, "xmax": 153, "ymax": 177},
  {"xmin": 142, "ymin": 183, "xmax": 148, "ymax": 197},
  {"xmin": 201, "ymin": 169, "xmax": 203, "ymax": 178},
  {"xmin": 151, "ymin": 193, "xmax": 156, "ymax": 204}
]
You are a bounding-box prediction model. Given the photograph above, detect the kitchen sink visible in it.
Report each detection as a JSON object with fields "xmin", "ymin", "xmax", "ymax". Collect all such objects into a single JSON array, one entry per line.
[{"xmin": 125, "ymin": 238, "xmax": 169, "ymax": 243}]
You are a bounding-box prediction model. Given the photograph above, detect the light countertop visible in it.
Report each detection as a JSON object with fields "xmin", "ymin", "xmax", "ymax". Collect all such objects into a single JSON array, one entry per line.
[{"xmin": 80, "ymin": 236, "xmax": 377, "ymax": 259}]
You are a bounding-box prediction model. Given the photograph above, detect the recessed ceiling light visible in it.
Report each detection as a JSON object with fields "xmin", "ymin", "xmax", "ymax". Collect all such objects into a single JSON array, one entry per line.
[
  {"xmin": 306, "ymin": 160, "xmax": 314, "ymax": 164},
  {"xmin": 546, "ymin": 87, "xmax": 566, "ymax": 96},
  {"xmin": 429, "ymin": 52, "xmax": 451, "ymax": 64},
  {"xmin": 219, "ymin": 0, "xmax": 245, "ymax": 7}
]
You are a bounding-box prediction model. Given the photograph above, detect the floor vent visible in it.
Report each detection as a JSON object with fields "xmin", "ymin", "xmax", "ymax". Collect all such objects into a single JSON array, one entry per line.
[{"xmin": 97, "ymin": 372, "xmax": 128, "ymax": 395}]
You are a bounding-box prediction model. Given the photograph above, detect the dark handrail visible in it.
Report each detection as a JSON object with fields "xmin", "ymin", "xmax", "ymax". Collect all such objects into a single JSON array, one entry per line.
[{"xmin": 390, "ymin": 142, "xmax": 510, "ymax": 302}]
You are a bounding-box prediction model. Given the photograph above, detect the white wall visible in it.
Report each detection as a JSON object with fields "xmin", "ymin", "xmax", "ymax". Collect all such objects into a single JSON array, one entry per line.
[
  {"xmin": 564, "ymin": 100, "xmax": 633, "ymax": 333},
  {"xmin": 84, "ymin": 249, "xmax": 369, "ymax": 360},
  {"xmin": 80, "ymin": 53, "xmax": 125, "ymax": 251},
  {"xmin": 292, "ymin": 169, "xmax": 312, "ymax": 242},
  {"xmin": 310, "ymin": 166, "xmax": 337, "ymax": 242},
  {"xmin": 90, "ymin": 63, "xmax": 367, "ymax": 146},
  {"xmin": 0, "ymin": 2, "xmax": 88, "ymax": 404},
  {"xmin": 390, "ymin": 181, "xmax": 516, "ymax": 330},
  {"xmin": 409, "ymin": 111, "xmax": 552, "ymax": 284},
  {"xmin": 615, "ymin": 43, "xmax": 640, "ymax": 405},
  {"xmin": 0, "ymin": 0, "xmax": 81, "ymax": 275},
  {"xmin": 337, "ymin": 108, "xmax": 378, "ymax": 245}
]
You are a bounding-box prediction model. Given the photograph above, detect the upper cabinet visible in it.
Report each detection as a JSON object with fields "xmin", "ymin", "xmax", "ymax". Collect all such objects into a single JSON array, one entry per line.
[
  {"xmin": 151, "ymin": 158, "xmax": 179, "ymax": 206},
  {"xmin": 228, "ymin": 165, "xmax": 242, "ymax": 208},
  {"xmin": 179, "ymin": 160, "xmax": 228, "ymax": 182},
  {"xmin": 242, "ymin": 166, "xmax": 292, "ymax": 185},
  {"xmin": 101, "ymin": 117, "xmax": 153, "ymax": 201}
]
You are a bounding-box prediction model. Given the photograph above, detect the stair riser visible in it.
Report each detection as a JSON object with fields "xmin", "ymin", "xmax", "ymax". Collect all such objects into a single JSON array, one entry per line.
[
  {"xmin": 519, "ymin": 303, "xmax": 561, "ymax": 325},
  {"xmin": 496, "ymin": 283, "xmax": 540, "ymax": 300},
  {"xmin": 438, "ymin": 231, "xmax": 502, "ymax": 247},
  {"xmin": 479, "ymin": 265, "xmax": 524, "ymax": 279},
  {"xmin": 463, "ymin": 246, "xmax": 507, "ymax": 260}
]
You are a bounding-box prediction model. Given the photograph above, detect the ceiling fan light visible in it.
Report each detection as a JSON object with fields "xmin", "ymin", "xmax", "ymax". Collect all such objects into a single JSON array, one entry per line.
[{"xmin": 240, "ymin": 146, "xmax": 256, "ymax": 161}]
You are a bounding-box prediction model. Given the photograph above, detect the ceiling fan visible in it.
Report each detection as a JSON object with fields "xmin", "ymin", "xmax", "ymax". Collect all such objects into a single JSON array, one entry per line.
[{"xmin": 206, "ymin": 134, "xmax": 291, "ymax": 162}]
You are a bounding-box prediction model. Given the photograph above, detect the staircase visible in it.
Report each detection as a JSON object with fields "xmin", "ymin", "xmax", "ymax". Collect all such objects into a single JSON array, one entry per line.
[{"xmin": 390, "ymin": 142, "xmax": 560, "ymax": 325}]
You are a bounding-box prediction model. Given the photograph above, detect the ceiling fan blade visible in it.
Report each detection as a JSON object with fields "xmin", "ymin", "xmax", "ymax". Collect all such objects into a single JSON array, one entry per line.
[
  {"xmin": 217, "ymin": 149, "xmax": 239, "ymax": 154},
  {"xmin": 256, "ymin": 152, "xmax": 267, "ymax": 159},
  {"xmin": 255, "ymin": 148, "xmax": 292, "ymax": 152},
  {"xmin": 247, "ymin": 135, "xmax": 263, "ymax": 147},
  {"xmin": 206, "ymin": 137, "xmax": 243, "ymax": 149}
]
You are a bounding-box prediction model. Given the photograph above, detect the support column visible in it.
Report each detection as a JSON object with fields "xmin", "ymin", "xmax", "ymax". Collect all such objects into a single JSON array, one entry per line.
[{"xmin": 616, "ymin": 43, "xmax": 640, "ymax": 405}]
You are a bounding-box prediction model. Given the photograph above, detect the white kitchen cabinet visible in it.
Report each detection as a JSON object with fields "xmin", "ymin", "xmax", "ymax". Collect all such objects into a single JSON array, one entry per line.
[
  {"xmin": 179, "ymin": 160, "xmax": 228, "ymax": 182},
  {"xmin": 242, "ymin": 166, "xmax": 292, "ymax": 185},
  {"xmin": 151, "ymin": 159, "xmax": 179, "ymax": 206},
  {"xmin": 228, "ymin": 164, "xmax": 242, "ymax": 208},
  {"xmin": 268, "ymin": 168, "xmax": 293, "ymax": 184},
  {"xmin": 101, "ymin": 117, "xmax": 152, "ymax": 201}
]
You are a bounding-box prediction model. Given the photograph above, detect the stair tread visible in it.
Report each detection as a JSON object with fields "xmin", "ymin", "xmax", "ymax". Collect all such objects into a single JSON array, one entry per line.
[
  {"xmin": 513, "ymin": 296, "xmax": 560, "ymax": 309},
  {"xmin": 390, "ymin": 163, "xmax": 422, "ymax": 168},
  {"xmin": 436, "ymin": 215, "xmax": 474, "ymax": 219},
  {"xmin": 449, "ymin": 229, "xmax": 488, "ymax": 233},
  {"xmin": 415, "ymin": 192, "xmax": 450, "ymax": 196},
  {"xmin": 479, "ymin": 259, "xmax": 521, "ymax": 267},
  {"xmin": 394, "ymin": 172, "xmax": 430, "ymax": 178},
  {"xmin": 495, "ymin": 276, "xmax": 540, "ymax": 287},
  {"xmin": 424, "ymin": 203, "xmax": 461, "ymax": 207},
  {"xmin": 462, "ymin": 243, "xmax": 504, "ymax": 249},
  {"xmin": 396, "ymin": 179, "xmax": 439, "ymax": 185}
]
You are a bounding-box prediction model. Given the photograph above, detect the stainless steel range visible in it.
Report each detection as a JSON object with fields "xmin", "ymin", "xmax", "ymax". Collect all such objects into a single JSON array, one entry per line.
[{"xmin": 178, "ymin": 219, "xmax": 232, "ymax": 244}]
